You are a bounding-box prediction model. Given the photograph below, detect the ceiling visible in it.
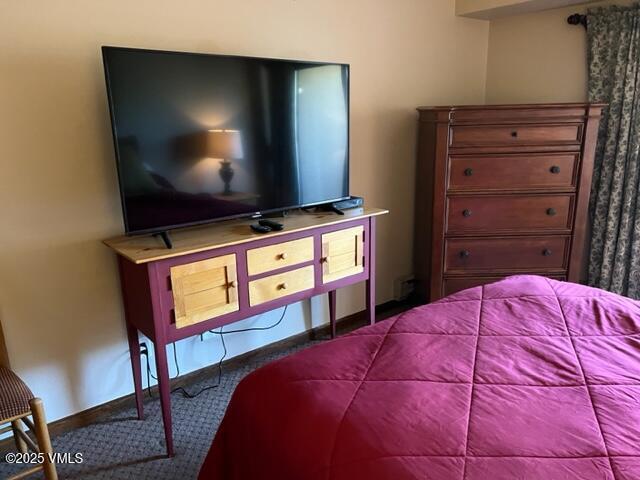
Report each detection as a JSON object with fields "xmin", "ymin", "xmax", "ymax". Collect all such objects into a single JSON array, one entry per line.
[{"xmin": 456, "ymin": 0, "xmax": 602, "ymax": 20}]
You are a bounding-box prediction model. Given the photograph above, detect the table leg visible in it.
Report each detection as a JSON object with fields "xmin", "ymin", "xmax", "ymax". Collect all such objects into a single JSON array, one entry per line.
[
  {"xmin": 366, "ymin": 280, "xmax": 375, "ymax": 325},
  {"xmin": 366, "ymin": 217, "xmax": 377, "ymax": 325},
  {"xmin": 153, "ymin": 341, "xmax": 174, "ymax": 457},
  {"xmin": 125, "ymin": 322, "xmax": 144, "ymax": 420},
  {"xmin": 328, "ymin": 290, "xmax": 337, "ymax": 338}
]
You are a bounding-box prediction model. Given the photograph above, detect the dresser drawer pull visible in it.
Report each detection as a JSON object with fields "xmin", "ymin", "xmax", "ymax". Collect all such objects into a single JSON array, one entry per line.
[
  {"xmin": 278, "ymin": 282, "xmax": 288, "ymax": 290},
  {"xmin": 542, "ymin": 249, "xmax": 552, "ymax": 257},
  {"xmin": 459, "ymin": 250, "xmax": 470, "ymax": 259},
  {"xmin": 464, "ymin": 168, "xmax": 474, "ymax": 176},
  {"xmin": 511, "ymin": 130, "xmax": 518, "ymax": 138},
  {"xmin": 462, "ymin": 209, "xmax": 473, "ymax": 217},
  {"xmin": 546, "ymin": 208, "xmax": 557, "ymax": 216},
  {"xmin": 278, "ymin": 252, "xmax": 288, "ymax": 260},
  {"xmin": 550, "ymin": 165, "xmax": 561, "ymax": 174}
]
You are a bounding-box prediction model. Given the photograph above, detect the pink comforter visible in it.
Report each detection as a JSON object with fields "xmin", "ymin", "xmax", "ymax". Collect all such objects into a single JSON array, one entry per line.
[{"xmin": 199, "ymin": 276, "xmax": 640, "ymax": 479}]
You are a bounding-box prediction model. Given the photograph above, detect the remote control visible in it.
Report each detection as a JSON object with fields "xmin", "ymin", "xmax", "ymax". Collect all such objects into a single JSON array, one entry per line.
[
  {"xmin": 251, "ymin": 224, "xmax": 272, "ymax": 233},
  {"xmin": 258, "ymin": 219, "xmax": 284, "ymax": 231}
]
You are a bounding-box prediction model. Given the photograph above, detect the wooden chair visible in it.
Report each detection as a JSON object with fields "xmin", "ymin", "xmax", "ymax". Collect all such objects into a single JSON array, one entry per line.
[{"xmin": 0, "ymin": 320, "xmax": 57, "ymax": 480}]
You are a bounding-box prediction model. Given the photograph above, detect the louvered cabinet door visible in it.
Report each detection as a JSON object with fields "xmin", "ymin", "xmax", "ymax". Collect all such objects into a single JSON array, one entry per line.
[
  {"xmin": 321, "ymin": 226, "xmax": 365, "ymax": 284},
  {"xmin": 170, "ymin": 254, "xmax": 239, "ymax": 328}
]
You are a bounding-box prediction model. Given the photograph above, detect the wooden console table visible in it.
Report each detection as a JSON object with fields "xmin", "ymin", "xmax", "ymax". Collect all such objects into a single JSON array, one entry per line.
[{"xmin": 104, "ymin": 207, "xmax": 388, "ymax": 457}]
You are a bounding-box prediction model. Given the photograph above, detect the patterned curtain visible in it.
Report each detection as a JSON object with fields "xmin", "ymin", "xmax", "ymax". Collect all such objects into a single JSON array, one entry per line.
[{"xmin": 587, "ymin": 3, "xmax": 640, "ymax": 299}]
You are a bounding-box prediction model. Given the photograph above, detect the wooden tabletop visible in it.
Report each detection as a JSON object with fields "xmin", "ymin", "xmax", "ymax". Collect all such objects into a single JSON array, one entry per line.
[{"xmin": 104, "ymin": 207, "xmax": 389, "ymax": 264}]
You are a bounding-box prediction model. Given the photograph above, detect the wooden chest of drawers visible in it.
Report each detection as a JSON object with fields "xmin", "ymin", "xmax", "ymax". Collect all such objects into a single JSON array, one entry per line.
[{"xmin": 414, "ymin": 103, "xmax": 605, "ymax": 301}]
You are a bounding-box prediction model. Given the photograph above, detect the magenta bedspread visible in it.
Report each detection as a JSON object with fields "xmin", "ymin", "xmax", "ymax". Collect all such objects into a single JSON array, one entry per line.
[{"xmin": 199, "ymin": 275, "xmax": 640, "ymax": 479}]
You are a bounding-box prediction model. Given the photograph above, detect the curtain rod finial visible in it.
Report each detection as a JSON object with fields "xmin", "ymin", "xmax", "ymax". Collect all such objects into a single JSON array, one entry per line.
[{"xmin": 567, "ymin": 13, "xmax": 587, "ymax": 28}]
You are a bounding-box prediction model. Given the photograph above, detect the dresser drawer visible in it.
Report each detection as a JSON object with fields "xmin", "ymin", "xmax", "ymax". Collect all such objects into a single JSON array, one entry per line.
[
  {"xmin": 448, "ymin": 153, "xmax": 579, "ymax": 192},
  {"xmin": 247, "ymin": 236, "xmax": 314, "ymax": 276},
  {"xmin": 444, "ymin": 236, "xmax": 569, "ymax": 273},
  {"xmin": 446, "ymin": 195, "xmax": 573, "ymax": 234},
  {"xmin": 248, "ymin": 265, "xmax": 315, "ymax": 307},
  {"xmin": 321, "ymin": 226, "xmax": 365, "ymax": 284},
  {"xmin": 450, "ymin": 123, "xmax": 583, "ymax": 148},
  {"xmin": 170, "ymin": 254, "xmax": 239, "ymax": 328},
  {"xmin": 443, "ymin": 274, "xmax": 567, "ymax": 296}
]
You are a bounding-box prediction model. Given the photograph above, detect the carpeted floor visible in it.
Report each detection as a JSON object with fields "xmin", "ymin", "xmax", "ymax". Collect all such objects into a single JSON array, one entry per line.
[{"xmin": 0, "ymin": 337, "xmax": 323, "ymax": 480}]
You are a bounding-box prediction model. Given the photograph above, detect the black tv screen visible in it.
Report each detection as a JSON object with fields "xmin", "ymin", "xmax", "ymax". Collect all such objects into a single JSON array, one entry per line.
[{"xmin": 102, "ymin": 47, "xmax": 349, "ymax": 234}]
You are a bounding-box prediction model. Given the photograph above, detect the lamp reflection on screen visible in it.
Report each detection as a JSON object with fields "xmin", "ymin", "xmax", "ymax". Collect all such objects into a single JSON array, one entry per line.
[{"xmin": 207, "ymin": 129, "xmax": 243, "ymax": 195}]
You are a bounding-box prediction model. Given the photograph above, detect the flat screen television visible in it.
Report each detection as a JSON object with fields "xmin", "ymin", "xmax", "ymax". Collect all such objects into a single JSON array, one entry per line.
[{"xmin": 102, "ymin": 46, "xmax": 350, "ymax": 234}]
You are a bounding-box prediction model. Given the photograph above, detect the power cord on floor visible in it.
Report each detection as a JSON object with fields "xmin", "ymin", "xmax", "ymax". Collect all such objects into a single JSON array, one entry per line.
[
  {"xmin": 141, "ymin": 305, "xmax": 288, "ymax": 399},
  {"xmin": 169, "ymin": 327, "xmax": 227, "ymax": 399}
]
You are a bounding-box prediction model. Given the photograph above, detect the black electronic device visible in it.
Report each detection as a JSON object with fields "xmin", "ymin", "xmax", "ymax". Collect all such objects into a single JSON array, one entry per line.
[
  {"xmin": 250, "ymin": 224, "xmax": 272, "ymax": 234},
  {"xmin": 315, "ymin": 195, "xmax": 364, "ymax": 215},
  {"xmin": 258, "ymin": 219, "xmax": 284, "ymax": 231},
  {"xmin": 332, "ymin": 196, "xmax": 364, "ymax": 210},
  {"xmin": 102, "ymin": 46, "xmax": 350, "ymax": 235}
]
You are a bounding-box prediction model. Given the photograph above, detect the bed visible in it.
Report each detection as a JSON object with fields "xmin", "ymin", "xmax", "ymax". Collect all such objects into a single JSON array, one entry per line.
[{"xmin": 199, "ymin": 275, "xmax": 640, "ymax": 479}]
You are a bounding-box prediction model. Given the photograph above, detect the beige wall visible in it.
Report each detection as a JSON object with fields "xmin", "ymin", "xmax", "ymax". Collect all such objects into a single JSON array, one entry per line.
[
  {"xmin": 0, "ymin": 0, "xmax": 489, "ymax": 421},
  {"xmin": 485, "ymin": 0, "xmax": 629, "ymax": 103}
]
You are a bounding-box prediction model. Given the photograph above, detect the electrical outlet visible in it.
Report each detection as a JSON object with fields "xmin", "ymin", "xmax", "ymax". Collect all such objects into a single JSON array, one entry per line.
[{"xmin": 393, "ymin": 274, "xmax": 415, "ymax": 301}]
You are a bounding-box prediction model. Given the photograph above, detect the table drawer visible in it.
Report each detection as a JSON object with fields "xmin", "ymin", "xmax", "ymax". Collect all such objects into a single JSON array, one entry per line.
[
  {"xmin": 448, "ymin": 153, "xmax": 579, "ymax": 192},
  {"xmin": 450, "ymin": 123, "xmax": 583, "ymax": 148},
  {"xmin": 443, "ymin": 274, "xmax": 567, "ymax": 296},
  {"xmin": 247, "ymin": 236, "xmax": 314, "ymax": 276},
  {"xmin": 170, "ymin": 254, "xmax": 239, "ymax": 328},
  {"xmin": 321, "ymin": 226, "xmax": 365, "ymax": 284},
  {"xmin": 249, "ymin": 265, "xmax": 315, "ymax": 307},
  {"xmin": 445, "ymin": 236, "xmax": 569, "ymax": 273},
  {"xmin": 447, "ymin": 195, "xmax": 573, "ymax": 234}
]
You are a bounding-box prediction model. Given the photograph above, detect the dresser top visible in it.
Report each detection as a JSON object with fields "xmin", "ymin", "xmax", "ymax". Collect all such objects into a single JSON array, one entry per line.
[
  {"xmin": 417, "ymin": 103, "xmax": 607, "ymax": 124},
  {"xmin": 104, "ymin": 207, "xmax": 388, "ymax": 264},
  {"xmin": 416, "ymin": 102, "xmax": 607, "ymax": 111}
]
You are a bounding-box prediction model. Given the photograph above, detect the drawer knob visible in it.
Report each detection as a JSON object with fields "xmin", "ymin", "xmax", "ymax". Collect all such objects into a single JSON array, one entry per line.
[
  {"xmin": 228, "ymin": 280, "xmax": 237, "ymax": 288},
  {"xmin": 550, "ymin": 165, "xmax": 561, "ymax": 174},
  {"xmin": 511, "ymin": 131, "xmax": 518, "ymax": 138},
  {"xmin": 278, "ymin": 252, "xmax": 288, "ymax": 260},
  {"xmin": 546, "ymin": 208, "xmax": 557, "ymax": 216},
  {"xmin": 278, "ymin": 282, "xmax": 288, "ymax": 290},
  {"xmin": 464, "ymin": 168, "xmax": 473, "ymax": 176},
  {"xmin": 459, "ymin": 250, "xmax": 470, "ymax": 259},
  {"xmin": 543, "ymin": 249, "xmax": 552, "ymax": 257},
  {"xmin": 462, "ymin": 209, "xmax": 472, "ymax": 217}
]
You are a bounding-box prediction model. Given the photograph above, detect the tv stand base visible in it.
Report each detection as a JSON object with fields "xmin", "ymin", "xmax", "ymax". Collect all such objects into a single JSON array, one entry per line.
[{"xmin": 153, "ymin": 231, "xmax": 173, "ymax": 249}]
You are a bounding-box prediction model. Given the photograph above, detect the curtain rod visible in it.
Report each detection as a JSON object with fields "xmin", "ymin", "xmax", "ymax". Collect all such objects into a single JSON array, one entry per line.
[{"xmin": 567, "ymin": 13, "xmax": 587, "ymax": 28}]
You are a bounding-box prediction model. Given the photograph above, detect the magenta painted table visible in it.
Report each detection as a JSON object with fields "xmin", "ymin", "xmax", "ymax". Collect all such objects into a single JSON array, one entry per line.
[{"xmin": 104, "ymin": 207, "xmax": 388, "ymax": 457}]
